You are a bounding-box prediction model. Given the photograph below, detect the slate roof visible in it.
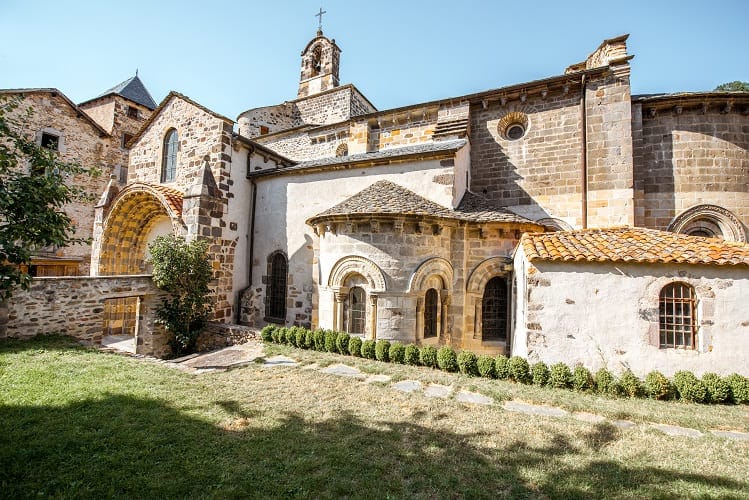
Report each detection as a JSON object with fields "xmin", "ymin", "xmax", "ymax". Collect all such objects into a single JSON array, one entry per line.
[
  {"xmin": 249, "ymin": 140, "xmax": 467, "ymax": 178},
  {"xmin": 88, "ymin": 75, "xmax": 157, "ymax": 110},
  {"xmin": 520, "ymin": 227, "xmax": 749, "ymax": 267},
  {"xmin": 307, "ymin": 180, "xmax": 537, "ymax": 226}
]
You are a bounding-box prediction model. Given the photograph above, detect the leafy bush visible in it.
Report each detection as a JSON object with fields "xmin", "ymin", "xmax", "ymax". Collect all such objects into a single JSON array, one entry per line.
[
  {"xmin": 572, "ymin": 365, "xmax": 594, "ymax": 392},
  {"xmin": 477, "ymin": 355, "xmax": 496, "ymax": 378},
  {"xmin": 313, "ymin": 329, "xmax": 326, "ymax": 351},
  {"xmin": 348, "ymin": 336, "xmax": 363, "ymax": 357},
  {"xmin": 437, "ymin": 346, "xmax": 458, "ymax": 372},
  {"xmin": 673, "ymin": 371, "xmax": 707, "ymax": 403},
  {"xmin": 508, "ymin": 356, "xmax": 530, "ymax": 384},
  {"xmin": 260, "ymin": 324, "xmax": 276, "ymax": 342},
  {"xmin": 594, "ymin": 368, "xmax": 620, "ymax": 396},
  {"xmin": 548, "ymin": 362, "xmax": 573, "ymax": 389},
  {"xmin": 336, "ymin": 332, "xmax": 351, "ymax": 355},
  {"xmin": 726, "ymin": 373, "xmax": 749, "ymax": 404},
  {"xmin": 361, "ymin": 340, "xmax": 376, "ymax": 359},
  {"xmin": 294, "ymin": 327, "xmax": 307, "ymax": 348},
  {"xmin": 457, "ymin": 351, "xmax": 479, "ymax": 376},
  {"xmin": 618, "ymin": 370, "xmax": 643, "ymax": 398},
  {"xmin": 530, "ymin": 362, "xmax": 549, "ymax": 386},
  {"xmin": 702, "ymin": 373, "xmax": 730, "ymax": 404},
  {"xmin": 420, "ymin": 345, "xmax": 438, "ymax": 368},
  {"xmin": 375, "ymin": 340, "xmax": 391, "ymax": 362},
  {"xmin": 404, "ymin": 345, "xmax": 420, "ymax": 366},
  {"xmin": 324, "ymin": 330, "xmax": 338, "ymax": 353},
  {"xmin": 389, "ymin": 342, "xmax": 406, "ymax": 364},
  {"xmin": 304, "ymin": 329, "xmax": 315, "ymax": 349},
  {"xmin": 494, "ymin": 355, "xmax": 510, "ymax": 380},
  {"xmin": 644, "ymin": 371, "xmax": 674, "ymax": 400}
]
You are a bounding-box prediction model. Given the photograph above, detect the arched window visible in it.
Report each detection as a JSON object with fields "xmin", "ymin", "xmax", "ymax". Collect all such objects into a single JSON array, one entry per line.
[
  {"xmin": 659, "ymin": 282, "xmax": 696, "ymax": 349},
  {"xmin": 161, "ymin": 129, "xmax": 178, "ymax": 183},
  {"xmin": 482, "ymin": 277, "xmax": 507, "ymax": 341},
  {"xmin": 265, "ymin": 252, "xmax": 287, "ymax": 322},
  {"xmin": 424, "ymin": 288, "xmax": 438, "ymax": 338},
  {"xmin": 346, "ymin": 286, "xmax": 366, "ymax": 335}
]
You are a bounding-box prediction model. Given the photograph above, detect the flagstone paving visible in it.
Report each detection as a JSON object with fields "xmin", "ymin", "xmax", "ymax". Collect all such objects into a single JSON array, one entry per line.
[{"xmin": 106, "ymin": 340, "xmax": 748, "ymax": 442}]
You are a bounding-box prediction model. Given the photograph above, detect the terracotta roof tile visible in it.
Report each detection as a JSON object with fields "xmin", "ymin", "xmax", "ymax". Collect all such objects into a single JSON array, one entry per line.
[{"xmin": 521, "ymin": 227, "xmax": 749, "ymax": 267}]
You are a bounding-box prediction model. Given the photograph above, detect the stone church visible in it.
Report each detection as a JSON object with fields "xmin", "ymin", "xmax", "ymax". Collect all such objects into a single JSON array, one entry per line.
[{"xmin": 4, "ymin": 30, "xmax": 749, "ymax": 376}]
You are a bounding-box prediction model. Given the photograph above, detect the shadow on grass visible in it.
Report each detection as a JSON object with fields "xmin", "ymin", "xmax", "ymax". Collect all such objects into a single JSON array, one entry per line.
[{"xmin": 1, "ymin": 394, "xmax": 746, "ymax": 498}]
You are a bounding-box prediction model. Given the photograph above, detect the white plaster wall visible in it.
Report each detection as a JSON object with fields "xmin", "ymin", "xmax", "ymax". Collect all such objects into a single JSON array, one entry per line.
[{"xmin": 513, "ymin": 249, "xmax": 749, "ymax": 377}]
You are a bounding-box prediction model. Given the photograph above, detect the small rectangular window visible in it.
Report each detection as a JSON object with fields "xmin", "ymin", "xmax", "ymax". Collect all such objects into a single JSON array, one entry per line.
[
  {"xmin": 126, "ymin": 106, "xmax": 139, "ymax": 119},
  {"xmin": 121, "ymin": 133, "xmax": 134, "ymax": 148},
  {"xmin": 41, "ymin": 132, "xmax": 59, "ymax": 151}
]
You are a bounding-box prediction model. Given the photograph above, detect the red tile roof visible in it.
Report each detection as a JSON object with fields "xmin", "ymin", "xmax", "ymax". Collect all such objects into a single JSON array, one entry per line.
[{"xmin": 520, "ymin": 227, "xmax": 749, "ymax": 266}]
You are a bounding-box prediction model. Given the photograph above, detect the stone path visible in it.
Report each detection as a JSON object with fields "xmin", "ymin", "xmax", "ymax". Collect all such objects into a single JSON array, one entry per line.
[{"xmin": 106, "ymin": 340, "xmax": 749, "ymax": 442}]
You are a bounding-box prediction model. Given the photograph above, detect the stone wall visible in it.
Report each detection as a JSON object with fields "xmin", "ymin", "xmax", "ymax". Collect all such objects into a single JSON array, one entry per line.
[
  {"xmin": 633, "ymin": 102, "xmax": 749, "ymax": 231},
  {"xmin": 0, "ymin": 275, "xmax": 170, "ymax": 357},
  {"xmin": 512, "ymin": 255, "xmax": 749, "ymax": 377}
]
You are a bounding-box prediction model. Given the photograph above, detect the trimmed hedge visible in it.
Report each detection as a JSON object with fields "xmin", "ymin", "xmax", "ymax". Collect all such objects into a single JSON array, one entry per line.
[
  {"xmin": 259, "ymin": 325, "xmax": 748, "ymax": 405},
  {"xmin": 348, "ymin": 336, "xmax": 363, "ymax": 357},
  {"xmin": 477, "ymin": 355, "xmax": 496, "ymax": 378},
  {"xmin": 361, "ymin": 340, "xmax": 376, "ymax": 359},
  {"xmin": 420, "ymin": 345, "xmax": 438, "ymax": 368},
  {"xmin": 375, "ymin": 340, "xmax": 391, "ymax": 362},
  {"xmin": 404, "ymin": 344, "xmax": 420, "ymax": 366},
  {"xmin": 389, "ymin": 342, "xmax": 406, "ymax": 364},
  {"xmin": 437, "ymin": 346, "xmax": 458, "ymax": 372},
  {"xmin": 457, "ymin": 351, "xmax": 478, "ymax": 376}
]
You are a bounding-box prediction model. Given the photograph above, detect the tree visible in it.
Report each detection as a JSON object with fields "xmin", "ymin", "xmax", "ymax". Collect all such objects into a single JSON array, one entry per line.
[
  {"xmin": 714, "ymin": 81, "xmax": 749, "ymax": 92},
  {"xmin": 0, "ymin": 96, "xmax": 98, "ymax": 300},
  {"xmin": 148, "ymin": 235, "xmax": 214, "ymax": 355}
]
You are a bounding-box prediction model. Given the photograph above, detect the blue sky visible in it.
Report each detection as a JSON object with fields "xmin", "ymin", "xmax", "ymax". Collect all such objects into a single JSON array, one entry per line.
[{"xmin": 1, "ymin": 1, "xmax": 746, "ymax": 119}]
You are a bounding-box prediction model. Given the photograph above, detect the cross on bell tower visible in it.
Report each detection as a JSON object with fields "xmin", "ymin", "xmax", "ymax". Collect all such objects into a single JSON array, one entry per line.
[{"xmin": 298, "ymin": 10, "xmax": 341, "ymax": 98}]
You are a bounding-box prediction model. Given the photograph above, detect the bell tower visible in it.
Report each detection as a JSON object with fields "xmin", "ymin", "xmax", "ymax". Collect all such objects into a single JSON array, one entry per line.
[{"xmin": 297, "ymin": 28, "xmax": 341, "ymax": 98}]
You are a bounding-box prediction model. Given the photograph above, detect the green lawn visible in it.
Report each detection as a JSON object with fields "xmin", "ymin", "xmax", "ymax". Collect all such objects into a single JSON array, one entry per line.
[{"xmin": 1, "ymin": 336, "xmax": 748, "ymax": 499}]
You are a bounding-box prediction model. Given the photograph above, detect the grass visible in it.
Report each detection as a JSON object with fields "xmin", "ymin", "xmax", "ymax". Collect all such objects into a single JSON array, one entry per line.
[{"xmin": 1, "ymin": 336, "xmax": 748, "ymax": 498}]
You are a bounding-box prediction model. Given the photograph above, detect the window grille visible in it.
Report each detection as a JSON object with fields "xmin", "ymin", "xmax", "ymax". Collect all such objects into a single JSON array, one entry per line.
[
  {"xmin": 659, "ymin": 283, "xmax": 696, "ymax": 348},
  {"xmin": 482, "ymin": 277, "xmax": 507, "ymax": 341},
  {"xmin": 265, "ymin": 253, "xmax": 287, "ymax": 321},
  {"xmin": 161, "ymin": 129, "xmax": 178, "ymax": 183},
  {"xmin": 424, "ymin": 288, "xmax": 438, "ymax": 338}
]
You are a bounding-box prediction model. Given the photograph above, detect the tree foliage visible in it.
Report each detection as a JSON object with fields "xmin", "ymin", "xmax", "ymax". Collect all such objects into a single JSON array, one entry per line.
[
  {"xmin": 148, "ymin": 235, "xmax": 213, "ymax": 355},
  {"xmin": 0, "ymin": 97, "xmax": 98, "ymax": 299},
  {"xmin": 714, "ymin": 81, "xmax": 749, "ymax": 92}
]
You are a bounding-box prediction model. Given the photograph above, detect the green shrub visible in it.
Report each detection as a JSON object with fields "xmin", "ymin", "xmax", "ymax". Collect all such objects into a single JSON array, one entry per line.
[
  {"xmin": 494, "ymin": 355, "xmax": 510, "ymax": 380},
  {"xmin": 304, "ymin": 329, "xmax": 314, "ymax": 349},
  {"xmin": 457, "ymin": 351, "xmax": 479, "ymax": 376},
  {"xmin": 313, "ymin": 329, "xmax": 325, "ymax": 351},
  {"xmin": 404, "ymin": 344, "xmax": 420, "ymax": 365},
  {"xmin": 548, "ymin": 362, "xmax": 573, "ymax": 389},
  {"xmin": 726, "ymin": 373, "xmax": 749, "ymax": 404},
  {"xmin": 477, "ymin": 355, "xmax": 496, "ymax": 378},
  {"xmin": 643, "ymin": 371, "xmax": 674, "ymax": 400},
  {"xmin": 618, "ymin": 370, "xmax": 643, "ymax": 398},
  {"xmin": 324, "ymin": 330, "xmax": 338, "ymax": 353},
  {"xmin": 594, "ymin": 368, "xmax": 620, "ymax": 396},
  {"xmin": 389, "ymin": 342, "xmax": 406, "ymax": 364},
  {"xmin": 702, "ymin": 373, "xmax": 730, "ymax": 404},
  {"xmin": 336, "ymin": 332, "xmax": 351, "ymax": 355},
  {"xmin": 361, "ymin": 340, "xmax": 376, "ymax": 359},
  {"xmin": 260, "ymin": 324, "xmax": 276, "ymax": 342},
  {"xmin": 531, "ymin": 362, "xmax": 549, "ymax": 386},
  {"xmin": 348, "ymin": 336, "xmax": 363, "ymax": 357},
  {"xmin": 673, "ymin": 370, "xmax": 707, "ymax": 403},
  {"xmin": 420, "ymin": 345, "xmax": 438, "ymax": 368},
  {"xmin": 508, "ymin": 356, "xmax": 531, "ymax": 384},
  {"xmin": 375, "ymin": 340, "xmax": 391, "ymax": 362},
  {"xmin": 437, "ymin": 346, "xmax": 458, "ymax": 372},
  {"xmin": 572, "ymin": 364, "xmax": 594, "ymax": 392}
]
